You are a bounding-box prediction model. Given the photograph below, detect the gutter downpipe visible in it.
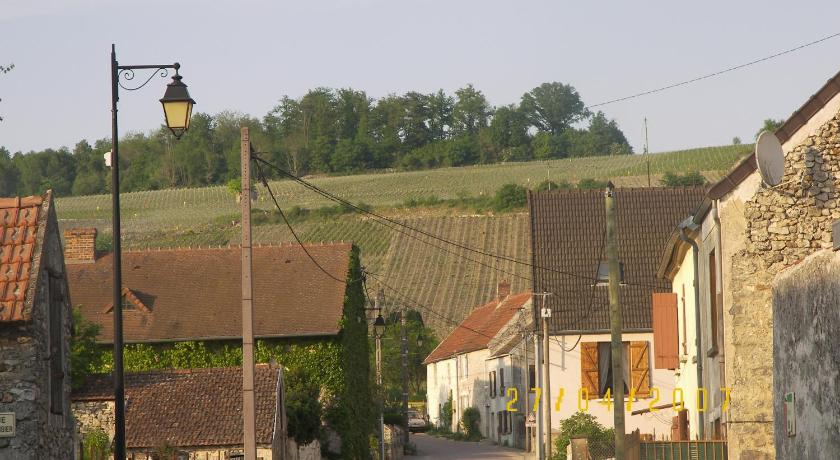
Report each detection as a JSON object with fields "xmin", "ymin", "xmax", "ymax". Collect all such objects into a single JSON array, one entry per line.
[{"xmin": 679, "ymin": 226, "xmax": 705, "ymax": 439}]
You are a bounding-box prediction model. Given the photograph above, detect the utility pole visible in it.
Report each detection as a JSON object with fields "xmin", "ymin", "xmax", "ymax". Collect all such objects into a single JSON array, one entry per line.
[
  {"xmin": 605, "ymin": 181, "xmax": 626, "ymax": 460},
  {"xmin": 534, "ymin": 292, "xmax": 553, "ymax": 458},
  {"xmin": 240, "ymin": 127, "xmax": 257, "ymax": 460},
  {"xmin": 644, "ymin": 118, "xmax": 651, "ymax": 187},
  {"xmin": 375, "ymin": 291, "xmax": 385, "ymax": 460},
  {"xmin": 401, "ymin": 309, "xmax": 410, "ymax": 450}
]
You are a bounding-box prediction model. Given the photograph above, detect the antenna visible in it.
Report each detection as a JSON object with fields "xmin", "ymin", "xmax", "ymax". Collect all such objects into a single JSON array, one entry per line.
[
  {"xmin": 644, "ymin": 118, "xmax": 650, "ymax": 187},
  {"xmin": 755, "ymin": 131, "xmax": 785, "ymax": 186}
]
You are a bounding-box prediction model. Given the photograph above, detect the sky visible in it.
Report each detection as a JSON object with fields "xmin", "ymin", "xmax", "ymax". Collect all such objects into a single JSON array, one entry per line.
[{"xmin": 1, "ymin": 0, "xmax": 840, "ymax": 155}]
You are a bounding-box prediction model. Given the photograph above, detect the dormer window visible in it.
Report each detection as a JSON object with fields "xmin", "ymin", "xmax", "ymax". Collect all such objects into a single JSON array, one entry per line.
[
  {"xmin": 103, "ymin": 288, "xmax": 150, "ymax": 314},
  {"xmin": 596, "ymin": 261, "xmax": 625, "ymax": 285}
]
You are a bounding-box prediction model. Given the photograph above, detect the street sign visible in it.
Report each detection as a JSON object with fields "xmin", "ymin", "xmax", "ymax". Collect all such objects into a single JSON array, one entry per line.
[
  {"xmin": 526, "ymin": 413, "xmax": 536, "ymax": 427},
  {"xmin": 540, "ymin": 308, "xmax": 552, "ymax": 318},
  {"xmin": 0, "ymin": 413, "xmax": 14, "ymax": 438},
  {"xmin": 784, "ymin": 392, "xmax": 795, "ymax": 437}
]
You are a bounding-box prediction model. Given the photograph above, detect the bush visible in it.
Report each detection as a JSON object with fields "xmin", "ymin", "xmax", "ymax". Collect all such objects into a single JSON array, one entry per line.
[
  {"xmin": 660, "ymin": 171, "xmax": 706, "ymax": 187},
  {"xmin": 440, "ymin": 394, "xmax": 453, "ymax": 429},
  {"xmin": 459, "ymin": 407, "xmax": 482, "ymax": 441},
  {"xmin": 81, "ymin": 428, "xmax": 111, "ymax": 460},
  {"xmin": 576, "ymin": 178, "xmax": 608, "ymax": 190},
  {"xmin": 551, "ymin": 412, "xmax": 614, "ymax": 460},
  {"xmin": 534, "ymin": 180, "xmax": 572, "ymax": 192},
  {"xmin": 492, "ymin": 183, "xmax": 528, "ymax": 211},
  {"xmin": 285, "ymin": 367, "xmax": 322, "ymax": 445}
]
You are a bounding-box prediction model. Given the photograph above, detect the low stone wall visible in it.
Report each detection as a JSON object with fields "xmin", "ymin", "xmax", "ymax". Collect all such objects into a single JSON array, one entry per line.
[
  {"xmin": 773, "ymin": 250, "xmax": 840, "ymax": 459},
  {"xmin": 72, "ymin": 400, "xmax": 115, "ymax": 441}
]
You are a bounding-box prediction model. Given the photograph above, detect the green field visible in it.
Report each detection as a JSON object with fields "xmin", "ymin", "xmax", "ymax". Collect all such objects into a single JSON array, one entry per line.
[{"xmin": 55, "ymin": 144, "xmax": 749, "ymax": 334}]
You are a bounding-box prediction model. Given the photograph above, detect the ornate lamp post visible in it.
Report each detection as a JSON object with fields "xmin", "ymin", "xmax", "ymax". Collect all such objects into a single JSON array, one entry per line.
[{"xmin": 109, "ymin": 44, "xmax": 195, "ymax": 459}]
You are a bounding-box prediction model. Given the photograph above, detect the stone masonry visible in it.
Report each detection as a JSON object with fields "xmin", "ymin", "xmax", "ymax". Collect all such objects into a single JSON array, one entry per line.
[{"xmin": 727, "ymin": 112, "xmax": 840, "ymax": 459}]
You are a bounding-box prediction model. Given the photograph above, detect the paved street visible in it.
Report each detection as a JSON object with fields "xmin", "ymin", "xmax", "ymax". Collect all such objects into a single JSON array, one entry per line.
[{"xmin": 410, "ymin": 433, "xmax": 529, "ymax": 460}]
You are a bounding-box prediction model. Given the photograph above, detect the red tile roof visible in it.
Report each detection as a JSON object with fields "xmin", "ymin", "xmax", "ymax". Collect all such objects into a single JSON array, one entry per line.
[
  {"xmin": 0, "ymin": 195, "xmax": 45, "ymax": 322},
  {"xmin": 67, "ymin": 243, "xmax": 353, "ymax": 343},
  {"xmin": 423, "ymin": 291, "xmax": 531, "ymax": 364},
  {"xmin": 72, "ymin": 366, "xmax": 280, "ymax": 448},
  {"xmin": 528, "ymin": 187, "xmax": 707, "ymax": 332}
]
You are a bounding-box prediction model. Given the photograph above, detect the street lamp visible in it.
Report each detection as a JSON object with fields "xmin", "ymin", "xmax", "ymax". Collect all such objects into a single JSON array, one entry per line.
[{"xmin": 109, "ymin": 44, "xmax": 195, "ymax": 460}]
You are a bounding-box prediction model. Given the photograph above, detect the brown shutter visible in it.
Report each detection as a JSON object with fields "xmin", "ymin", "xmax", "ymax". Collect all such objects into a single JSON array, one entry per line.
[
  {"xmin": 652, "ymin": 292, "xmax": 679, "ymax": 369},
  {"xmin": 580, "ymin": 342, "xmax": 599, "ymax": 399},
  {"xmin": 630, "ymin": 341, "xmax": 651, "ymax": 398}
]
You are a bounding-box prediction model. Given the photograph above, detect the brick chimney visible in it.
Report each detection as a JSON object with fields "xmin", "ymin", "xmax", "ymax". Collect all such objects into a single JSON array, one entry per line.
[
  {"xmin": 64, "ymin": 228, "xmax": 97, "ymax": 263},
  {"xmin": 497, "ymin": 280, "xmax": 511, "ymax": 300}
]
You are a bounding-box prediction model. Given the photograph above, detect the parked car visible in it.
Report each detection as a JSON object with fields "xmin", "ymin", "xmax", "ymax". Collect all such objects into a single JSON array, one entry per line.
[{"xmin": 408, "ymin": 410, "xmax": 427, "ymax": 432}]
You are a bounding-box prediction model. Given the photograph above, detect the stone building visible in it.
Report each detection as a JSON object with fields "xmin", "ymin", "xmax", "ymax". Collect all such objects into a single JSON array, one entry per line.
[
  {"xmin": 0, "ymin": 192, "xmax": 75, "ymax": 459},
  {"xmin": 654, "ymin": 68, "xmax": 840, "ymax": 459}
]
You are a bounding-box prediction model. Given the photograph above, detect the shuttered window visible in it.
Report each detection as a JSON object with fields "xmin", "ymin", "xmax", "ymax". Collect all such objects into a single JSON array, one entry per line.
[
  {"xmin": 580, "ymin": 342, "xmax": 599, "ymax": 399},
  {"xmin": 652, "ymin": 292, "xmax": 679, "ymax": 369},
  {"xmin": 630, "ymin": 341, "xmax": 651, "ymax": 398},
  {"xmin": 581, "ymin": 340, "xmax": 651, "ymax": 399}
]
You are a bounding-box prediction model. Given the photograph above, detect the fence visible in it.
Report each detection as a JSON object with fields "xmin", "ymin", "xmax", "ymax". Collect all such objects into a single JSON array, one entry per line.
[{"xmin": 637, "ymin": 440, "xmax": 727, "ymax": 460}]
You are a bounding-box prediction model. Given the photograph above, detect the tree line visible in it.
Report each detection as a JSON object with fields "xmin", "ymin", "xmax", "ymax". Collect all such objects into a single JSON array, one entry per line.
[{"xmin": 1, "ymin": 81, "xmax": 633, "ymax": 197}]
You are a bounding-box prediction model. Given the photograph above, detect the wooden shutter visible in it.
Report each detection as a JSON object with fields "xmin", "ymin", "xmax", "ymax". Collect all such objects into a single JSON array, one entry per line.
[
  {"xmin": 580, "ymin": 342, "xmax": 599, "ymax": 399},
  {"xmin": 652, "ymin": 292, "xmax": 679, "ymax": 369},
  {"xmin": 630, "ymin": 341, "xmax": 651, "ymax": 398}
]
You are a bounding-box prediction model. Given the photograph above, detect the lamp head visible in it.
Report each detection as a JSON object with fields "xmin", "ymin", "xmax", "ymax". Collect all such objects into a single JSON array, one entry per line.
[{"xmin": 160, "ymin": 67, "xmax": 196, "ymax": 139}]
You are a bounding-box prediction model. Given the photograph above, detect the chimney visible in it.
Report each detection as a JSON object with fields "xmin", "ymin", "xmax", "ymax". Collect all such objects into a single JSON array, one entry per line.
[
  {"xmin": 497, "ymin": 280, "xmax": 511, "ymax": 300},
  {"xmin": 64, "ymin": 228, "xmax": 97, "ymax": 264}
]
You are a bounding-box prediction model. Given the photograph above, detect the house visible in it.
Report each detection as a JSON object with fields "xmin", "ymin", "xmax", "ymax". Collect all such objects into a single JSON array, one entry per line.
[
  {"xmin": 527, "ymin": 187, "xmax": 706, "ymax": 440},
  {"xmin": 656, "ymin": 68, "xmax": 840, "ymax": 459},
  {"xmin": 63, "ymin": 229, "xmax": 373, "ymax": 458},
  {"xmin": 0, "ymin": 192, "xmax": 75, "ymax": 459},
  {"xmin": 423, "ymin": 282, "xmax": 532, "ymax": 447},
  {"xmin": 71, "ymin": 364, "xmax": 319, "ymax": 460}
]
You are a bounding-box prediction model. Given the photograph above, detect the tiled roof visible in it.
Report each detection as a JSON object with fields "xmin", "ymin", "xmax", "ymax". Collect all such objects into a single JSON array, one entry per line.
[
  {"xmin": 0, "ymin": 195, "xmax": 45, "ymax": 322},
  {"xmin": 528, "ymin": 187, "xmax": 706, "ymax": 332},
  {"xmin": 72, "ymin": 366, "xmax": 280, "ymax": 448},
  {"xmin": 67, "ymin": 243, "xmax": 353, "ymax": 343},
  {"xmin": 423, "ymin": 291, "xmax": 531, "ymax": 364}
]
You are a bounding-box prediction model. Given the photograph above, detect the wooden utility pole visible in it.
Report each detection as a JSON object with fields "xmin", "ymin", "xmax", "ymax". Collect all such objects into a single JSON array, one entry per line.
[
  {"xmin": 605, "ymin": 181, "xmax": 625, "ymax": 460},
  {"xmin": 240, "ymin": 127, "xmax": 257, "ymax": 460},
  {"xmin": 401, "ymin": 310, "xmax": 410, "ymax": 449},
  {"xmin": 375, "ymin": 291, "xmax": 385, "ymax": 460},
  {"xmin": 644, "ymin": 118, "xmax": 651, "ymax": 187},
  {"xmin": 534, "ymin": 292, "xmax": 553, "ymax": 458}
]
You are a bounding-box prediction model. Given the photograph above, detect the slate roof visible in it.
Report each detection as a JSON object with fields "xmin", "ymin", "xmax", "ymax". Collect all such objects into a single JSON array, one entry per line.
[
  {"xmin": 423, "ymin": 291, "xmax": 531, "ymax": 364},
  {"xmin": 67, "ymin": 243, "xmax": 353, "ymax": 343},
  {"xmin": 0, "ymin": 195, "xmax": 46, "ymax": 322},
  {"xmin": 72, "ymin": 366, "xmax": 280, "ymax": 448},
  {"xmin": 528, "ymin": 187, "xmax": 706, "ymax": 333}
]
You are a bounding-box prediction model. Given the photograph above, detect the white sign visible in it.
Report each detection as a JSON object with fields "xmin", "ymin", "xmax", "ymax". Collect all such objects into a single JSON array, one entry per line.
[
  {"xmin": 784, "ymin": 392, "xmax": 795, "ymax": 437},
  {"xmin": 0, "ymin": 413, "xmax": 14, "ymax": 438},
  {"xmin": 540, "ymin": 308, "xmax": 552, "ymax": 318}
]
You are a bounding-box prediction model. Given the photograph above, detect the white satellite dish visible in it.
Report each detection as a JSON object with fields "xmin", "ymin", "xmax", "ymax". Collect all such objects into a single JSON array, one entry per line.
[{"xmin": 755, "ymin": 131, "xmax": 784, "ymax": 186}]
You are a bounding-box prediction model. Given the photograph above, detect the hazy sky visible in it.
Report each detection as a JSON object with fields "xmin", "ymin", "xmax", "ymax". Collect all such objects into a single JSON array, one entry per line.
[{"xmin": 2, "ymin": 0, "xmax": 839, "ymax": 155}]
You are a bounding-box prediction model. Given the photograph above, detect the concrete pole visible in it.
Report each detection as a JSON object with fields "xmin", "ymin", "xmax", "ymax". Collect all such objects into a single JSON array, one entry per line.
[
  {"xmin": 401, "ymin": 310, "xmax": 410, "ymax": 449},
  {"xmin": 605, "ymin": 181, "xmax": 626, "ymax": 460},
  {"xmin": 535, "ymin": 334, "xmax": 544, "ymax": 460},
  {"xmin": 543, "ymin": 315, "xmax": 551, "ymax": 458},
  {"xmin": 240, "ymin": 127, "xmax": 257, "ymax": 460},
  {"xmin": 375, "ymin": 293, "xmax": 385, "ymax": 460}
]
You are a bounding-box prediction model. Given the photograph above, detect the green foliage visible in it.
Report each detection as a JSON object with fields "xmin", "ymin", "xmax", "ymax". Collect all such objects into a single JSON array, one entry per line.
[
  {"xmin": 576, "ymin": 178, "xmax": 608, "ymax": 190},
  {"xmin": 660, "ymin": 171, "xmax": 706, "ymax": 187},
  {"xmin": 756, "ymin": 118, "xmax": 784, "ymax": 139},
  {"xmin": 81, "ymin": 428, "xmax": 111, "ymax": 460},
  {"xmin": 378, "ymin": 310, "xmax": 439, "ymax": 408},
  {"xmin": 285, "ymin": 367, "xmax": 323, "ymax": 445},
  {"xmin": 535, "ymin": 180, "xmax": 571, "ymax": 192},
  {"xmin": 95, "ymin": 232, "xmax": 113, "ymax": 253},
  {"xmin": 732, "ymin": 136, "xmax": 742, "ymax": 145},
  {"xmin": 459, "ymin": 407, "xmax": 482, "ymax": 440},
  {"xmin": 551, "ymin": 412, "xmax": 614, "ymax": 460},
  {"xmin": 441, "ymin": 394, "xmax": 453, "ymax": 428},
  {"xmin": 70, "ymin": 309, "xmax": 104, "ymax": 390},
  {"xmin": 226, "ymin": 178, "xmax": 241, "ymax": 195},
  {"xmin": 492, "ymin": 183, "xmax": 527, "ymax": 211}
]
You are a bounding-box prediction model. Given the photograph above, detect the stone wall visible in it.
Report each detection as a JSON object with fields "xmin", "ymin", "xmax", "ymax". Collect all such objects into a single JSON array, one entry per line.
[
  {"xmin": 727, "ymin": 112, "xmax": 840, "ymax": 459},
  {"xmin": 0, "ymin": 201, "xmax": 74, "ymax": 459},
  {"xmin": 772, "ymin": 250, "xmax": 840, "ymax": 459},
  {"xmin": 71, "ymin": 400, "xmax": 115, "ymax": 441}
]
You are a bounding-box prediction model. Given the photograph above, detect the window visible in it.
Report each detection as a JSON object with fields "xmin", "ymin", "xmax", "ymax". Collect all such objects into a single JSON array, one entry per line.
[
  {"xmin": 499, "ymin": 367, "xmax": 505, "ymax": 394},
  {"xmin": 489, "ymin": 371, "xmax": 497, "ymax": 398},
  {"xmin": 681, "ymin": 284, "xmax": 687, "ymax": 355},
  {"xmin": 596, "ymin": 261, "xmax": 625, "ymax": 285},
  {"xmin": 581, "ymin": 341, "xmax": 650, "ymax": 399},
  {"xmin": 708, "ymin": 251, "xmax": 722, "ymax": 357},
  {"xmin": 462, "ymin": 355, "xmax": 469, "ymax": 376},
  {"xmin": 528, "ymin": 365, "xmax": 536, "ymax": 388},
  {"xmin": 48, "ymin": 273, "xmax": 65, "ymax": 415}
]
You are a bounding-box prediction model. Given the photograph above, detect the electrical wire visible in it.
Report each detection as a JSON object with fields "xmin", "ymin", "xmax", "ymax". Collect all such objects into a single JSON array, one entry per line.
[
  {"xmin": 555, "ymin": 228, "xmax": 606, "ymax": 352},
  {"xmin": 587, "ymin": 31, "xmax": 840, "ymax": 108},
  {"xmin": 253, "ymin": 157, "xmax": 357, "ymax": 284}
]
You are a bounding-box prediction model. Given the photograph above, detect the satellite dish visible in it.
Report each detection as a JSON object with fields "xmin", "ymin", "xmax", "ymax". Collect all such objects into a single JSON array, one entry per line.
[{"xmin": 755, "ymin": 131, "xmax": 784, "ymax": 186}]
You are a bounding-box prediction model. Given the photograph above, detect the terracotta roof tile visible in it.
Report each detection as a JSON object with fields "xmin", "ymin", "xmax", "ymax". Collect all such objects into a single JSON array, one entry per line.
[
  {"xmin": 528, "ymin": 187, "xmax": 706, "ymax": 332},
  {"xmin": 424, "ymin": 291, "xmax": 531, "ymax": 364},
  {"xmin": 72, "ymin": 366, "xmax": 280, "ymax": 448},
  {"xmin": 68, "ymin": 243, "xmax": 353, "ymax": 342},
  {"xmin": 0, "ymin": 195, "xmax": 44, "ymax": 322}
]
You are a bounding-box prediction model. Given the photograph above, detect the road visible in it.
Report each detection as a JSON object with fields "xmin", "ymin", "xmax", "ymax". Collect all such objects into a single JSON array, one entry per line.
[{"xmin": 410, "ymin": 433, "xmax": 530, "ymax": 459}]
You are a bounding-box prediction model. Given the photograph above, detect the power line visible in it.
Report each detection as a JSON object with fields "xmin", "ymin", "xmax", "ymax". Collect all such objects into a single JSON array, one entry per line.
[
  {"xmin": 587, "ymin": 31, "xmax": 840, "ymax": 109},
  {"xmin": 253, "ymin": 158, "xmax": 353, "ymax": 284}
]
